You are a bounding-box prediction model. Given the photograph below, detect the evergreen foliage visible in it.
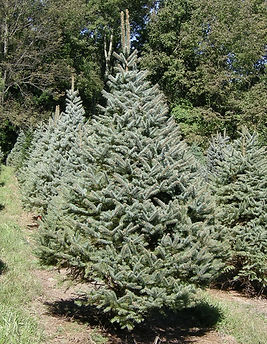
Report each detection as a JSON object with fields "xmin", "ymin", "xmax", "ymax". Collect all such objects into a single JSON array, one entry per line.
[
  {"xmin": 206, "ymin": 131, "xmax": 230, "ymax": 177},
  {"xmin": 207, "ymin": 129, "xmax": 267, "ymax": 293},
  {"xmin": 6, "ymin": 130, "xmax": 33, "ymax": 171},
  {"xmin": 17, "ymin": 124, "xmax": 47, "ymax": 181},
  {"xmin": 6, "ymin": 131, "xmax": 25, "ymax": 168},
  {"xmin": 0, "ymin": 147, "xmax": 3, "ymax": 164},
  {"xmin": 37, "ymin": 15, "xmax": 223, "ymax": 330},
  {"xmin": 19, "ymin": 90, "xmax": 86, "ymax": 214}
]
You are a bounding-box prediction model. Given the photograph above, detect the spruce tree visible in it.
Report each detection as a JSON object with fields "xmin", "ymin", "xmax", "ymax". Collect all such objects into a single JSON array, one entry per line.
[
  {"xmin": 207, "ymin": 129, "xmax": 267, "ymax": 293},
  {"xmin": 6, "ymin": 130, "xmax": 33, "ymax": 171},
  {"xmin": 19, "ymin": 90, "xmax": 86, "ymax": 214},
  {"xmin": 37, "ymin": 11, "xmax": 223, "ymax": 330},
  {"xmin": 17, "ymin": 122, "xmax": 49, "ymax": 184},
  {"xmin": 7, "ymin": 130, "xmax": 26, "ymax": 168}
]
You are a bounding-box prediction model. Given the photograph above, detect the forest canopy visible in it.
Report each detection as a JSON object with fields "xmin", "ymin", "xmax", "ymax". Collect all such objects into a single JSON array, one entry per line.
[{"xmin": 0, "ymin": 0, "xmax": 266, "ymax": 152}]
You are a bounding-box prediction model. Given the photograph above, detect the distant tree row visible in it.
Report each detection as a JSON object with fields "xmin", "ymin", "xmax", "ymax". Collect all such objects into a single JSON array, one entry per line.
[
  {"xmin": 0, "ymin": 0, "xmax": 154, "ymax": 126},
  {"xmin": 141, "ymin": 0, "xmax": 267, "ymax": 144},
  {"xmin": 0, "ymin": 0, "xmax": 266, "ymax": 153}
]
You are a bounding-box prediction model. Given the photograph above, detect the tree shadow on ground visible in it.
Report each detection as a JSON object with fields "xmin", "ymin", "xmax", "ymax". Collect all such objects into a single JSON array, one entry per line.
[
  {"xmin": 0, "ymin": 182, "xmax": 5, "ymax": 187},
  {"xmin": 45, "ymin": 297, "xmax": 222, "ymax": 344},
  {"xmin": 0, "ymin": 204, "xmax": 5, "ymax": 211},
  {"xmin": 0, "ymin": 260, "xmax": 7, "ymax": 274}
]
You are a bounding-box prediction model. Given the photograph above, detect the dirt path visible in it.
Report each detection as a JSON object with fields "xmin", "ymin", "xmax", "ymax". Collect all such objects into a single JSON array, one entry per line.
[
  {"xmin": 209, "ymin": 289, "xmax": 267, "ymax": 318},
  {"xmin": 29, "ymin": 268, "xmax": 239, "ymax": 344},
  {"xmin": 21, "ymin": 213, "xmax": 99, "ymax": 344},
  {"xmin": 30, "ymin": 268, "xmax": 95, "ymax": 344}
]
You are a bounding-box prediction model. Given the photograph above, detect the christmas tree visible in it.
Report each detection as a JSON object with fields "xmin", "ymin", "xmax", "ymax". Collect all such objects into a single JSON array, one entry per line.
[
  {"xmin": 6, "ymin": 130, "xmax": 34, "ymax": 171},
  {"xmin": 19, "ymin": 89, "xmax": 86, "ymax": 214},
  {"xmin": 37, "ymin": 11, "xmax": 223, "ymax": 330},
  {"xmin": 208, "ymin": 129, "xmax": 267, "ymax": 293},
  {"xmin": 7, "ymin": 130, "xmax": 26, "ymax": 168},
  {"xmin": 17, "ymin": 122, "xmax": 49, "ymax": 183}
]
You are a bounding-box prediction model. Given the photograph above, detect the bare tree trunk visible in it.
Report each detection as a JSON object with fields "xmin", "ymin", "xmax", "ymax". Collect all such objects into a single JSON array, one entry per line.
[{"xmin": 104, "ymin": 30, "xmax": 113, "ymax": 78}]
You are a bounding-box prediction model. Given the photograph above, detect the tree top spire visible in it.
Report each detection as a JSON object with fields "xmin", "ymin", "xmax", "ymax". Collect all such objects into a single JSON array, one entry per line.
[{"xmin": 121, "ymin": 9, "xmax": 131, "ymax": 56}]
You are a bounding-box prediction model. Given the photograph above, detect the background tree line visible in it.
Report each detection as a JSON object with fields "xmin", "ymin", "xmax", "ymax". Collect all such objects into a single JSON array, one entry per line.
[{"xmin": 0, "ymin": 0, "xmax": 266, "ymax": 155}]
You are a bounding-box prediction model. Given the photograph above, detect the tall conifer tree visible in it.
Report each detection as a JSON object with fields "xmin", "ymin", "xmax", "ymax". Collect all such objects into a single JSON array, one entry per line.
[
  {"xmin": 37, "ymin": 11, "xmax": 223, "ymax": 329},
  {"xmin": 19, "ymin": 89, "xmax": 86, "ymax": 214}
]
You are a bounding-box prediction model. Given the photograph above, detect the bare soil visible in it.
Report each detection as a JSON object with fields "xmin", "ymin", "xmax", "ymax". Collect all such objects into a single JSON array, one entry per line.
[{"xmin": 30, "ymin": 268, "xmax": 95, "ymax": 344}]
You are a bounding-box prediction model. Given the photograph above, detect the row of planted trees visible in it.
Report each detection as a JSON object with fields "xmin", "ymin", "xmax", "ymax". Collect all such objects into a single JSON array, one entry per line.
[{"xmin": 5, "ymin": 13, "xmax": 267, "ymax": 330}]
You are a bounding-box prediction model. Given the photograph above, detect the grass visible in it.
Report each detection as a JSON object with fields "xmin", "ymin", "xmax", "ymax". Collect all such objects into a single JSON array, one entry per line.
[
  {"xmin": 89, "ymin": 329, "xmax": 108, "ymax": 344},
  {"xmin": 209, "ymin": 295, "xmax": 267, "ymax": 344},
  {"xmin": 0, "ymin": 165, "xmax": 43, "ymax": 344},
  {"xmin": 199, "ymin": 290, "xmax": 267, "ymax": 344}
]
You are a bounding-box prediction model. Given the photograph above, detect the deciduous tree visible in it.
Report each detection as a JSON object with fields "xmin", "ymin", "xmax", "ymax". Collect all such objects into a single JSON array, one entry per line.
[{"xmin": 142, "ymin": 0, "xmax": 267, "ymax": 142}]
